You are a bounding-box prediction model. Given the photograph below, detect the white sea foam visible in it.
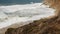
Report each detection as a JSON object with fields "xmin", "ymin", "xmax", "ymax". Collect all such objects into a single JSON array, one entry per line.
[{"xmin": 0, "ymin": 3, "xmax": 55, "ymax": 29}]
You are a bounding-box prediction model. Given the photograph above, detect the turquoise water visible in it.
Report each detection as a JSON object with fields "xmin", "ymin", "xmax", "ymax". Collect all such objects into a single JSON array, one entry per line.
[{"xmin": 0, "ymin": 0, "xmax": 43, "ymax": 5}]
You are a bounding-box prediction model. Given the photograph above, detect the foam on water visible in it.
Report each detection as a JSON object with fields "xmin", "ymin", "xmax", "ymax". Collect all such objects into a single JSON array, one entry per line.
[{"xmin": 0, "ymin": 3, "xmax": 55, "ymax": 29}]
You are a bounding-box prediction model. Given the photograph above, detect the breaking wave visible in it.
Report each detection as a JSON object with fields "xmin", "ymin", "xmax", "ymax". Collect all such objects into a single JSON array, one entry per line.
[{"xmin": 0, "ymin": 3, "xmax": 55, "ymax": 29}]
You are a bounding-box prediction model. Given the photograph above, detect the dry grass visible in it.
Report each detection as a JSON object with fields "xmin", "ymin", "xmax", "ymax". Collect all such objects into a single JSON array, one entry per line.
[{"xmin": 5, "ymin": 16, "xmax": 60, "ymax": 34}]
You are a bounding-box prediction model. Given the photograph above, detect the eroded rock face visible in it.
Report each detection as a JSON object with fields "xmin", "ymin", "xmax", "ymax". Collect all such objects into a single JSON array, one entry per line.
[
  {"xmin": 43, "ymin": 0, "xmax": 60, "ymax": 8},
  {"xmin": 5, "ymin": 16, "xmax": 60, "ymax": 34},
  {"xmin": 43, "ymin": 0, "xmax": 60, "ymax": 16}
]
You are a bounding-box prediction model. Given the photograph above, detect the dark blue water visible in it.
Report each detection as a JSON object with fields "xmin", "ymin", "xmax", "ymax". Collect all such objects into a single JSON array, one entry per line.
[{"xmin": 0, "ymin": 0, "xmax": 43, "ymax": 5}]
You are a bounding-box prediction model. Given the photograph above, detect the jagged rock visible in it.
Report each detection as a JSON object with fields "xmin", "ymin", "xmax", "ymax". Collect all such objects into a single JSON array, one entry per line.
[{"xmin": 44, "ymin": 0, "xmax": 60, "ymax": 16}]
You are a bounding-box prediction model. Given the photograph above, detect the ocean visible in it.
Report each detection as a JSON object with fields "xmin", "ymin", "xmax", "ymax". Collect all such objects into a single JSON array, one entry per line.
[{"xmin": 0, "ymin": 0, "xmax": 43, "ymax": 5}]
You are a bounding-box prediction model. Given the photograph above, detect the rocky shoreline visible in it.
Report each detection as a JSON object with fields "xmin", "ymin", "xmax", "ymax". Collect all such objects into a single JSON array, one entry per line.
[{"xmin": 5, "ymin": 0, "xmax": 60, "ymax": 34}]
